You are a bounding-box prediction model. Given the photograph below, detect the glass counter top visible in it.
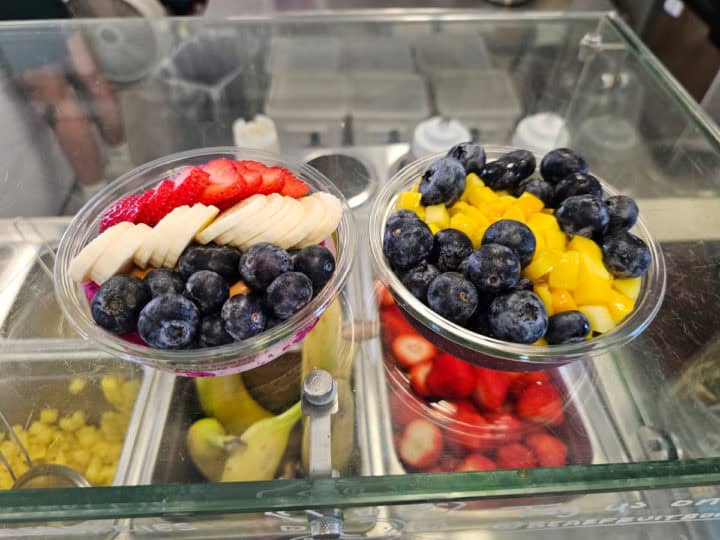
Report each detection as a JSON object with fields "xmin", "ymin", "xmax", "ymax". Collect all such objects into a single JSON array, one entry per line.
[{"xmin": 1, "ymin": 8, "xmax": 720, "ymax": 538}]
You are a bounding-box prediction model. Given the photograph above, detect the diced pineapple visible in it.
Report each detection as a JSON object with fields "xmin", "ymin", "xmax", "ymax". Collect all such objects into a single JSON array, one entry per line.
[
  {"xmin": 548, "ymin": 251, "xmax": 580, "ymax": 290},
  {"xmin": 527, "ymin": 212, "xmax": 561, "ymax": 233},
  {"xmin": 568, "ymin": 235, "xmax": 603, "ymax": 262},
  {"xmin": 613, "ymin": 276, "xmax": 642, "ymax": 300},
  {"xmin": 502, "ymin": 205, "xmax": 526, "ymax": 223},
  {"xmin": 534, "ymin": 283, "xmax": 554, "ymax": 316},
  {"xmin": 551, "ymin": 287, "xmax": 577, "ymax": 312},
  {"xmin": 544, "ymin": 228, "xmax": 567, "ymax": 251},
  {"xmin": 516, "ymin": 192, "xmax": 544, "ymax": 217},
  {"xmin": 578, "ymin": 305, "xmax": 615, "ymax": 333},
  {"xmin": 523, "ymin": 250, "xmax": 560, "ymax": 281},
  {"xmin": 425, "ymin": 204, "xmax": 450, "ymax": 229},
  {"xmin": 606, "ymin": 289, "xmax": 635, "ymax": 323}
]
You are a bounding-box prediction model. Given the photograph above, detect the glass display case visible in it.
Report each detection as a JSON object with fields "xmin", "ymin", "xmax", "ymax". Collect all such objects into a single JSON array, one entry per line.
[{"xmin": 2, "ymin": 8, "xmax": 720, "ymax": 539}]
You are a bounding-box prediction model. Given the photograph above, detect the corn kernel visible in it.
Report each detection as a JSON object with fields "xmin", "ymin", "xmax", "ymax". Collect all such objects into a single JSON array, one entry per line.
[
  {"xmin": 425, "ymin": 204, "xmax": 450, "ymax": 229},
  {"xmin": 534, "ymin": 283, "xmax": 554, "ymax": 316},
  {"xmin": 544, "ymin": 228, "xmax": 567, "ymax": 251},
  {"xmin": 77, "ymin": 425, "xmax": 100, "ymax": 448},
  {"xmin": 523, "ymin": 250, "xmax": 560, "ymax": 281},
  {"xmin": 613, "ymin": 277, "xmax": 642, "ymax": 300},
  {"xmin": 516, "ymin": 192, "xmax": 544, "ymax": 216},
  {"xmin": 606, "ymin": 289, "xmax": 635, "ymax": 323},
  {"xmin": 39, "ymin": 408, "xmax": 58, "ymax": 424},
  {"xmin": 68, "ymin": 378, "xmax": 86, "ymax": 395},
  {"xmin": 550, "ymin": 288, "xmax": 577, "ymax": 312},
  {"xmin": 568, "ymin": 235, "xmax": 602, "ymax": 262},
  {"xmin": 548, "ymin": 251, "xmax": 580, "ymax": 290},
  {"xmin": 578, "ymin": 305, "xmax": 615, "ymax": 333}
]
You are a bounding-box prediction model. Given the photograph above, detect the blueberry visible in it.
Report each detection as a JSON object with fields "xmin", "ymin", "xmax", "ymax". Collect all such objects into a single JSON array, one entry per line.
[
  {"xmin": 605, "ymin": 195, "xmax": 639, "ymax": 234},
  {"xmin": 463, "ymin": 244, "xmax": 520, "ymax": 294},
  {"xmin": 184, "ymin": 270, "xmax": 229, "ymax": 315},
  {"xmin": 555, "ymin": 195, "xmax": 609, "ymax": 238},
  {"xmin": 482, "ymin": 219, "xmax": 536, "ymax": 267},
  {"xmin": 489, "ymin": 291, "xmax": 548, "ymax": 344},
  {"xmin": 293, "ymin": 245, "xmax": 336, "ymax": 293},
  {"xmin": 503, "ymin": 149, "xmax": 536, "ymax": 179},
  {"xmin": 265, "ymin": 272, "xmax": 313, "ymax": 320},
  {"xmin": 513, "ymin": 178, "xmax": 554, "ymax": 207},
  {"xmin": 221, "ymin": 294, "xmax": 266, "ymax": 340},
  {"xmin": 464, "ymin": 302, "xmax": 493, "ymax": 337},
  {"xmin": 430, "ymin": 228, "xmax": 474, "ymax": 272},
  {"xmin": 400, "ymin": 262, "xmax": 440, "ymax": 302},
  {"xmin": 447, "ymin": 142, "xmax": 486, "ymax": 174},
  {"xmin": 179, "ymin": 244, "xmax": 242, "ymax": 282},
  {"xmin": 545, "ymin": 311, "xmax": 590, "ymax": 345},
  {"xmin": 287, "ymin": 248, "xmax": 301, "ymax": 269},
  {"xmin": 91, "ymin": 275, "xmax": 151, "ymax": 334},
  {"xmin": 387, "ymin": 209, "xmax": 421, "ymax": 228},
  {"xmin": 540, "ymin": 148, "xmax": 588, "ymax": 184},
  {"xmin": 383, "ymin": 218, "xmax": 433, "ymax": 270},
  {"xmin": 513, "ymin": 276, "xmax": 534, "ymax": 292},
  {"xmin": 138, "ymin": 294, "xmax": 199, "ymax": 349},
  {"xmin": 553, "ymin": 172, "xmax": 603, "ymax": 207},
  {"xmin": 602, "ymin": 232, "xmax": 651, "ymax": 278},
  {"xmin": 239, "ymin": 243, "xmax": 292, "ymax": 291},
  {"xmin": 198, "ymin": 313, "xmax": 233, "ymax": 347},
  {"xmin": 144, "ymin": 268, "xmax": 185, "ymax": 297},
  {"xmin": 418, "ymin": 157, "xmax": 466, "ymax": 206},
  {"xmin": 479, "ymin": 157, "xmax": 526, "ymax": 191},
  {"xmin": 427, "ymin": 272, "xmax": 479, "ymax": 325}
]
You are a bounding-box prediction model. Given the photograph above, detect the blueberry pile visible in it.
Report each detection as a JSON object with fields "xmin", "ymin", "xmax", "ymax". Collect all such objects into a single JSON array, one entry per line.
[
  {"xmin": 383, "ymin": 144, "xmax": 653, "ymax": 346},
  {"xmin": 90, "ymin": 242, "xmax": 335, "ymax": 350}
]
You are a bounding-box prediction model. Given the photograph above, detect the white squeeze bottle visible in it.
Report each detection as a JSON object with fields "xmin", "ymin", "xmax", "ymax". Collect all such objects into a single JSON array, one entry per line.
[{"xmin": 233, "ymin": 115, "xmax": 281, "ymax": 152}]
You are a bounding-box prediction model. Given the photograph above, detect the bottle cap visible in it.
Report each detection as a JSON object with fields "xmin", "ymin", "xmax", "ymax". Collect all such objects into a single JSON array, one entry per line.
[
  {"xmin": 512, "ymin": 112, "xmax": 570, "ymax": 156},
  {"xmin": 410, "ymin": 116, "xmax": 471, "ymax": 158},
  {"xmin": 233, "ymin": 114, "xmax": 281, "ymax": 152}
]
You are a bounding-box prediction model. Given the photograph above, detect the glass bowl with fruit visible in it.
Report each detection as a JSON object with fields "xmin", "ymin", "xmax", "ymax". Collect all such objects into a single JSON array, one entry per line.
[
  {"xmin": 55, "ymin": 147, "xmax": 355, "ymax": 376},
  {"xmin": 369, "ymin": 145, "xmax": 665, "ymax": 370}
]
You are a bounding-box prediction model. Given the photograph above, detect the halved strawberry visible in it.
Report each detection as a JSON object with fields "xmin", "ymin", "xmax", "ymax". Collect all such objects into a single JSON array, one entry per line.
[
  {"xmin": 258, "ymin": 166, "xmax": 286, "ymax": 194},
  {"xmin": 509, "ymin": 371, "xmax": 551, "ymax": 399},
  {"xmin": 447, "ymin": 404, "xmax": 490, "ymax": 452},
  {"xmin": 98, "ymin": 193, "xmax": 143, "ymax": 232},
  {"xmin": 516, "ymin": 383, "xmax": 565, "ymax": 426},
  {"xmin": 280, "ymin": 174, "xmax": 311, "ymax": 198},
  {"xmin": 170, "ymin": 166, "xmax": 210, "ymax": 207},
  {"xmin": 483, "ymin": 412, "xmax": 525, "ymax": 445},
  {"xmin": 526, "ymin": 432, "xmax": 568, "ymax": 467},
  {"xmin": 389, "ymin": 391, "xmax": 422, "ymax": 428},
  {"xmin": 380, "ymin": 305, "xmax": 415, "ymax": 348},
  {"xmin": 426, "ymin": 353, "xmax": 475, "ymax": 400},
  {"xmin": 456, "ymin": 453, "xmax": 496, "ymax": 472},
  {"xmin": 392, "ymin": 334, "xmax": 436, "ymax": 368},
  {"xmin": 496, "ymin": 443, "xmax": 538, "ymax": 469},
  {"xmin": 473, "ymin": 367, "xmax": 514, "ymax": 412},
  {"xmin": 398, "ymin": 418, "xmax": 443, "ymax": 470},
  {"xmin": 409, "ymin": 361, "xmax": 433, "ymax": 399}
]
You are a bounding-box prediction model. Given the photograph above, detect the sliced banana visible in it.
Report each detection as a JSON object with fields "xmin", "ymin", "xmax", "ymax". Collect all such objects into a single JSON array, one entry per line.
[
  {"xmin": 231, "ymin": 194, "xmax": 290, "ymax": 249},
  {"xmin": 89, "ymin": 224, "xmax": 151, "ymax": 284},
  {"xmin": 285, "ymin": 196, "xmax": 322, "ymax": 249},
  {"xmin": 298, "ymin": 193, "xmax": 342, "ymax": 247},
  {"xmin": 163, "ymin": 204, "xmax": 219, "ymax": 268},
  {"xmin": 216, "ymin": 193, "xmax": 284, "ymax": 247},
  {"xmin": 69, "ymin": 222, "xmax": 133, "ymax": 282},
  {"xmin": 135, "ymin": 205, "xmax": 186, "ymax": 268},
  {"xmin": 240, "ymin": 197, "xmax": 304, "ymax": 250},
  {"xmin": 150, "ymin": 206, "xmax": 193, "ymax": 268},
  {"xmin": 195, "ymin": 195, "xmax": 267, "ymax": 245}
]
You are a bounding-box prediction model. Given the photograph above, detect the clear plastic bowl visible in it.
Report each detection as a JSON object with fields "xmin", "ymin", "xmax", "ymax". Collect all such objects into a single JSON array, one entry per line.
[
  {"xmin": 369, "ymin": 146, "xmax": 666, "ymax": 371},
  {"xmin": 55, "ymin": 147, "xmax": 355, "ymax": 376}
]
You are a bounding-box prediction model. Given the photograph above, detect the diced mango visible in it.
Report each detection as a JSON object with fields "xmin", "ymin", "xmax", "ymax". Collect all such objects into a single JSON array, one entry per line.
[
  {"xmin": 516, "ymin": 192, "xmax": 544, "ymax": 216},
  {"xmin": 396, "ymin": 191, "xmax": 422, "ymax": 211},
  {"xmin": 568, "ymin": 235, "xmax": 603, "ymax": 262},
  {"xmin": 410, "ymin": 182, "xmax": 419, "ymax": 193},
  {"xmin": 502, "ymin": 205, "xmax": 526, "ymax": 223},
  {"xmin": 573, "ymin": 273, "xmax": 612, "ymax": 306},
  {"xmin": 548, "ymin": 251, "xmax": 580, "ymax": 290},
  {"xmin": 524, "ymin": 250, "xmax": 560, "ymax": 281},
  {"xmin": 526, "ymin": 223, "xmax": 546, "ymax": 251},
  {"xmin": 533, "ymin": 337, "xmax": 549, "ymax": 346},
  {"xmin": 450, "ymin": 213, "xmax": 485, "ymax": 248},
  {"xmin": 450, "ymin": 201, "xmax": 487, "ymax": 223},
  {"xmin": 613, "ymin": 277, "xmax": 642, "ymax": 300},
  {"xmin": 578, "ymin": 305, "xmax": 616, "ymax": 334},
  {"xmin": 428, "ymin": 223, "xmax": 441, "ymax": 235},
  {"xmin": 578, "ymin": 251, "xmax": 611, "ymax": 281},
  {"xmin": 606, "ymin": 289, "xmax": 635, "ymax": 323},
  {"xmin": 425, "ymin": 204, "xmax": 450, "ymax": 229},
  {"xmin": 460, "ymin": 173, "xmax": 485, "ymax": 202},
  {"xmin": 527, "ymin": 212, "xmax": 561, "ymax": 233},
  {"xmin": 534, "ymin": 283, "xmax": 554, "ymax": 316},
  {"xmin": 544, "ymin": 228, "xmax": 567, "ymax": 251},
  {"xmin": 551, "ymin": 288, "xmax": 577, "ymax": 312},
  {"xmin": 467, "ymin": 185, "xmax": 498, "ymax": 208}
]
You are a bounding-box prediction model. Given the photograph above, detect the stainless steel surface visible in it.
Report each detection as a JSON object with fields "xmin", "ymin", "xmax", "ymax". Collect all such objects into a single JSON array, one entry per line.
[
  {"xmin": 13, "ymin": 464, "xmax": 90, "ymax": 489},
  {"xmin": 302, "ymin": 369, "xmax": 339, "ymax": 479}
]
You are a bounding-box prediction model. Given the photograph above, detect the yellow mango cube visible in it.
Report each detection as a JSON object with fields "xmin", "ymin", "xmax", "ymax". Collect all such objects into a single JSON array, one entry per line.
[
  {"xmin": 450, "ymin": 201, "xmax": 487, "ymax": 223},
  {"xmin": 524, "ymin": 250, "xmax": 560, "ymax": 281},
  {"xmin": 544, "ymin": 228, "xmax": 567, "ymax": 251},
  {"xmin": 533, "ymin": 337, "xmax": 549, "ymax": 346},
  {"xmin": 573, "ymin": 272, "xmax": 612, "ymax": 306},
  {"xmin": 578, "ymin": 251, "xmax": 611, "ymax": 280},
  {"xmin": 551, "ymin": 287, "xmax": 577, "ymax": 312},
  {"xmin": 467, "ymin": 185, "xmax": 497, "ymax": 208},
  {"xmin": 606, "ymin": 289, "xmax": 635, "ymax": 323},
  {"xmin": 516, "ymin": 192, "xmax": 545, "ymax": 216},
  {"xmin": 396, "ymin": 191, "xmax": 422, "ymax": 209},
  {"xmin": 410, "ymin": 182, "xmax": 420, "ymax": 193},
  {"xmin": 502, "ymin": 205, "xmax": 526, "ymax": 223},
  {"xmin": 425, "ymin": 204, "xmax": 450, "ymax": 229},
  {"xmin": 428, "ymin": 223, "xmax": 441, "ymax": 235},
  {"xmin": 461, "ymin": 173, "xmax": 485, "ymax": 202},
  {"xmin": 528, "ymin": 212, "xmax": 561, "ymax": 233},
  {"xmin": 613, "ymin": 277, "xmax": 642, "ymax": 300},
  {"xmin": 548, "ymin": 251, "xmax": 580, "ymax": 290},
  {"xmin": 527, "ymin": 223, "xmax": 547, "ymax": 251},
  {"xmin": 534, "ymin": 283, "xmax": 554, "ymax": 316},
  {"xmin": 568, "ymin": 235, "xmax": 603, "ymax": 262},
  {"xmin": 450, "ymin": 213, "xmax": 485, "ymax": 248},
  {"xmin": 578, "ymin": 305, "xmax": 615, "ymax": 333}
]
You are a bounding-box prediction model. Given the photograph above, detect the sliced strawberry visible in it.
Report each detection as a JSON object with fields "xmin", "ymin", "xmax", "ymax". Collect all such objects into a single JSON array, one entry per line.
[
  {"xmin": 170, "ymin": 166, "xmax": 210, "ymax": 207},
  {"xmin": 409, "ymin": 361, "xmax": 433, "ymax": 399},
  {"xmin": 280, "ymin": 174, "xmax": 311, "ymax": 198},
  {"xmin": 392, "ymin": 334, "xmax": 436, "ymax": 368},
  {"xmin": 138, "ymin": 180, "xmax": 175, "ymax": 226},
  {"xmin": 376, "ymin": 282, "xmax": 395, "ymax": 308},
  {"xmin": 389, "ymin": 391, "xmax": 422, "ymax": 428},
  {"xmin": 426, "ymin": 353, "xmax": 475, "ymax": 400},
  {"xmin": 484, "ymin": 412, "xmax": 525, "ymax": 445},
  {"xmin": 509, "ymin": 371, "xmax": 551, "ymax": 399},
  {"xmin": 447, "ymin": 404, "xmax": 490, "ymax": 452},
  {"xmin": 236, "ymin": 160, "xmax": 267, "ymax": 173},
  {"xmin": 200, "ymin": 179, "xmax": 248, "ymax": 210},
  {"xmin": 237, "ymin": 167, "xmax": 262, "ymax": 193},
  {"xmin": 380, "ymin": 305, "xmax": 415, "ymax": 349},
  {"xmin": 496, "ymin": 443, "xmax": 538, "ymax": 469},
  {"xmin": 98, "ymin": 193, "xmax": 143, "ymax": 232},
  {"xmin": 398, "ymin": 418, "xmax": 443, "ymax": 470},
  {"xmin": 258, "ymin": 166, "xmax": 286, "ymax": 194},
  {"xmin": 473, "ymin": 367, "xmax": 514, "ymax": 412},
  {"xmin": 456, "ymin": 453, "xmax": 497, "ymax": 472},
  {"xmin": 203, "ymin": 158, "xmax": 242, "ymax": 185},
  {"xmin": 526, "ymin": 432, "xmax": 568, "ymax": 467},
  {"xmin": 516, "ymin": 383, "xmax": 565, "ymax": 427}
]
